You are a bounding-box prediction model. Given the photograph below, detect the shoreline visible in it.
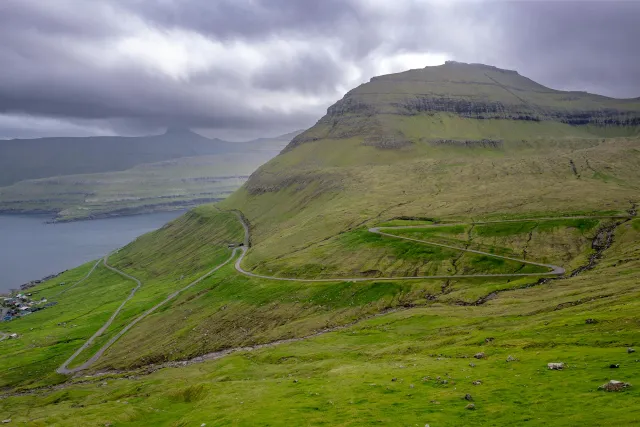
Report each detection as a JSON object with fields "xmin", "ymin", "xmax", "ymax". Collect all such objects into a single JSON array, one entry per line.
[
  {"xmin": 0, "ymin": 203, "xmax": 204, "ymax": 224},
  {"xmin": 0, "ymin": 210, "xmax": 188, "ymax": 294}
]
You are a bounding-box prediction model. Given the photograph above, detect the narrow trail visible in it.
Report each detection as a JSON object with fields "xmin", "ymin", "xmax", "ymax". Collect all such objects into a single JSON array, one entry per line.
[
  {"xmin": 52, "ymin": 259, "xmax": 102, "ymax": 298},
  {"xmin": 82, "ymin": 214, "xmax": 629, "ymax": 380},
  {"xmin": 57, "ymin": 249, "xmax": 240, "ymax": 375},
  {"xmin": 51, "ymin": 212, "xmax": 630, "ymax": 375}
]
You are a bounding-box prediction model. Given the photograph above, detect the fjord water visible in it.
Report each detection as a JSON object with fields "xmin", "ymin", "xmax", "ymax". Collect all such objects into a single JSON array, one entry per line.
[{"xmin": 0, "ymin": 211, "xmax": 184, "ymax": 293}]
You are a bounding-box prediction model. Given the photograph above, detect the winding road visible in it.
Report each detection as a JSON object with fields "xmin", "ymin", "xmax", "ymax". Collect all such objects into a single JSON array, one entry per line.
[
  {"xmin": 231, "ymin": 213, "xmax": 587, "ymax": 282},
  {"xmin": 54, "ymin": 212, "xmax": 627, "ymax": 375},
  {"xmin": 57, "ymin": 249, "xmax": 239, "ymax": 374}
]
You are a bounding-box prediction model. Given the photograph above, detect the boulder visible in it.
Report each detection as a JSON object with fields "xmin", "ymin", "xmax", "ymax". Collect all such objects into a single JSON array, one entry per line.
[
  {"xmin": 465, "ymin": 403, "xmax": 476, "ymax": 410},
  {"xmin": 474, "ymin": 352, "xmax": 486, "ymax": 359},
  {"xmin": 464, "ymin": 393, "xmax": 473, "ymax": 401},
  {"xmin": 506, "ymin": 355, "xmax": 517, "ymax": 362},
  {"xmin": 599, "ymin": 380, "xmax": 631, "ymax": 392},
  {"xmin": 547, "ymin": 362, "xmax": 564, "ymax": 370},
  {"xmin": 627, "ymin": 348, "xmax": 635, "ymax": 354}
]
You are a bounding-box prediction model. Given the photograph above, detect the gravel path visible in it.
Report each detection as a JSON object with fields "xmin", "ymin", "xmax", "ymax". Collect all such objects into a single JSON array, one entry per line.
[{"xmin": 57, "ymin": 250, "xmax": 239, "ymax": 374}]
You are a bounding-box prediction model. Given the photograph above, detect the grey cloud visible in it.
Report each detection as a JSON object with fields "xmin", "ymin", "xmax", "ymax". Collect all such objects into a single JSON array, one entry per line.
[
  {"xmin": 0, "ymin": 0, "xmax": 638, "ymax": 140},
  {"xmin": 252, "ymin": 51, "xmax": 347, "ymax": 94},
  {"xmin": 116, "ymin": 0, "xmax": 359, "ymax": 40},
  {"xmin": 492, "ymin": 1, "xmax": 640, "ymax": 98}
]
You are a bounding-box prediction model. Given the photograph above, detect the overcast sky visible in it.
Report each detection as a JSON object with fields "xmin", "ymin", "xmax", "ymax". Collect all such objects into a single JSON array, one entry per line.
[{"xmin": 0, "ymin": 0, "xmax": 638, "ymax": 140}]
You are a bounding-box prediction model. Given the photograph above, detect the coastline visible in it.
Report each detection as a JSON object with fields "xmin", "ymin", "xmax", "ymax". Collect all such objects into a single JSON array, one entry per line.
[{"xmin": 0, "ymin": 199, "xmax": 217, "ymax": 223}]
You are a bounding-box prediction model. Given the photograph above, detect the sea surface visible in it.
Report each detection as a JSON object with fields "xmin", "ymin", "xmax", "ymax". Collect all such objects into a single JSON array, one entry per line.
[{"xmin": 0, "ymin": 211, "xmax": 184, "ymax": 293}]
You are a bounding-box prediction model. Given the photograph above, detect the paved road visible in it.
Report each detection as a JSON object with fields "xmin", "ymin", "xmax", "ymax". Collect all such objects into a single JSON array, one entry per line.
[
  {"xmin": 57, "ymin": 249, "xmax": 239, "ymax": 375},
  {"xmin": 57, "ymin": 253, "xmax": 142, "ymax": 374},
  {"xmin": 232, "ymin": 214, "xmax": 629, "ymax": 282},
  {"xmin": 56, "ymin": 212, "xmax": 626, "ymax": 374},
  {"xmin": 234, "ymin": 211, "xmax": 629, "ymax": 282}
]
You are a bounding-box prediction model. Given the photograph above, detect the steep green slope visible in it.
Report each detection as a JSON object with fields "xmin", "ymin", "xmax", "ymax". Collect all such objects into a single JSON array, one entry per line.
[
  {"xmin": 288, "ymin": 61, "xmax": 640, "ymax": 150},
  {"xmin": 1, "ymin": 216, "xmax": 639, "ymax": 425},
  {"xmin": 221, "ymin": 62, "xmax": 640, "ymax": 276}
]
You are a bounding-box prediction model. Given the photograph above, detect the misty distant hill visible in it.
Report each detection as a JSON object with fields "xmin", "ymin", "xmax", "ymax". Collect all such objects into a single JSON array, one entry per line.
[
  {"xmin": 0, "ymin": 128, "xmax": 287, "ymax": 187},
  {"xmin": 0, "ymin": 129, "xmax": 303, "ymax": 220}
]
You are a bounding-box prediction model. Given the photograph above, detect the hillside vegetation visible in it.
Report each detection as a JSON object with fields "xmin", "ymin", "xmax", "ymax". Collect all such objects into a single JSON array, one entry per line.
[{"xmin": 1, "ymin": 63, "xmax": 639, "ymax": 425}]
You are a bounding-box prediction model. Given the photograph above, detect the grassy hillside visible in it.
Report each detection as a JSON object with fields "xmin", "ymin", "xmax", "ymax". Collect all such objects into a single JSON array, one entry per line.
[
  {"xmin": 214, "ymin": 64, "xmax": 639, "ymax": 274},
  {"xmin": 0, "ymin": 213, "xmax": 638, "ymax": 425},
  {"xmin": 222, "ymin": 134, "xmax": 639, "ymax": 276},
  {"xmin": 1, "ymin": 63, "xmax": 639, "ymax": 425}
]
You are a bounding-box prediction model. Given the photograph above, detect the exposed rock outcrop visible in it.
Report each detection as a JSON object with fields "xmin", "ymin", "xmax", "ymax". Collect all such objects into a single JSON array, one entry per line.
[{"xmin": 285, "ymin": 61, "xmax": 640, "ymax": 151}]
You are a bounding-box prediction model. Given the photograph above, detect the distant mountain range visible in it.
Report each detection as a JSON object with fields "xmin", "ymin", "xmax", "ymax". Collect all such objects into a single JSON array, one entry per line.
[{"xmin": 0, "ymin": 128, "xmax": 303, "ymax": 187}]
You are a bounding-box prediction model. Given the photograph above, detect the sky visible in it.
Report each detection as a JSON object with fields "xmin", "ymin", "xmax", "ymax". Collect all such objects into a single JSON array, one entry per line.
[{"xmin": 0, "ymin": 0, "xmax": 638, "ymax": 140}]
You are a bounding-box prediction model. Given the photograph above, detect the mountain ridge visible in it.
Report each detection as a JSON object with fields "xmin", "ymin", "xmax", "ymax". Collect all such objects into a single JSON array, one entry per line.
[
  {"xmin": 0, "ymin": 129, "xmax": 301, "ymax": 187},
  {"xmin": 287, "ymin": 61, "xmax": 640, "ymax": 151}
]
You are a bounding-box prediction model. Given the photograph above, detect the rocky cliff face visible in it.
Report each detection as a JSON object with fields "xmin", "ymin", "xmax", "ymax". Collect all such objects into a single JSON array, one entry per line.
[{"xmin": 287, "ymin": 61, "xmax": 640, "ymax": 150}]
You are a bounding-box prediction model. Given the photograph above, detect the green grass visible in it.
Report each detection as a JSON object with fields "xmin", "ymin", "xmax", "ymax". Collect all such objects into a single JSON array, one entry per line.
[
  {"xmin": 0, "ymin": 263, "xmax": 135, "ymax": 389},
  {"xmin": 0, "ymin": 211, "xmax": 638, "ymax": 425},
  {"xmin": 1, "ymin": 217, "xmax": 639, "ymax": 425}
]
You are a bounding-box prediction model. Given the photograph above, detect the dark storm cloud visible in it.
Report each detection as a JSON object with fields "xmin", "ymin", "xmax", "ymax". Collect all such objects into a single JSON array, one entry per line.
[
  {"xmin": 493, "ymin": 1, "xmax": 640, "ymax": 98},
  {"xmin": 0, "ymin": 0, "xmax": 638, "ymax": 139},
  {"xmin": 116, "ymin": 0, "xmax": 359, "ymax": 41}
]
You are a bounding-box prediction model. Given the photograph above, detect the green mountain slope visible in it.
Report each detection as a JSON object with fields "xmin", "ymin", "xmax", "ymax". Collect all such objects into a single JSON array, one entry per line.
[
  {"xmin": 288, "ymin": 61, "xmax": 640, "ymax": 150},
  {"xmin": 221, "ymin": 62, "xmax": 640, "ymax": 276},
  {"xmin": 1, "ymin": 63, "xmax": 640, "ymax": 425}
]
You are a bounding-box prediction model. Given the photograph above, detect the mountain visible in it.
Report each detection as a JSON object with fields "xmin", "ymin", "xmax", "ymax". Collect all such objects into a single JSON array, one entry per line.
[
  {"xmin": 0, "ymin": 130, "xmax": 303, "ymax": 219},
  {"xmin": 221, "ymin": 61, "xmax": 640, "ymax": 275},
  {"xmin": 0, "ymin": 128, "xmax": 233, "ymax": 187},
  {"xmin": 2, "ymin": 64, "xmax": 640, "ymax": 425},
  {"xmin": 288, "ymin": 60, "xmax": 640, "ymax": 151},
  {"xmin": 242, "ymin": 129, "xmax": 305, "ymax": 151}
]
